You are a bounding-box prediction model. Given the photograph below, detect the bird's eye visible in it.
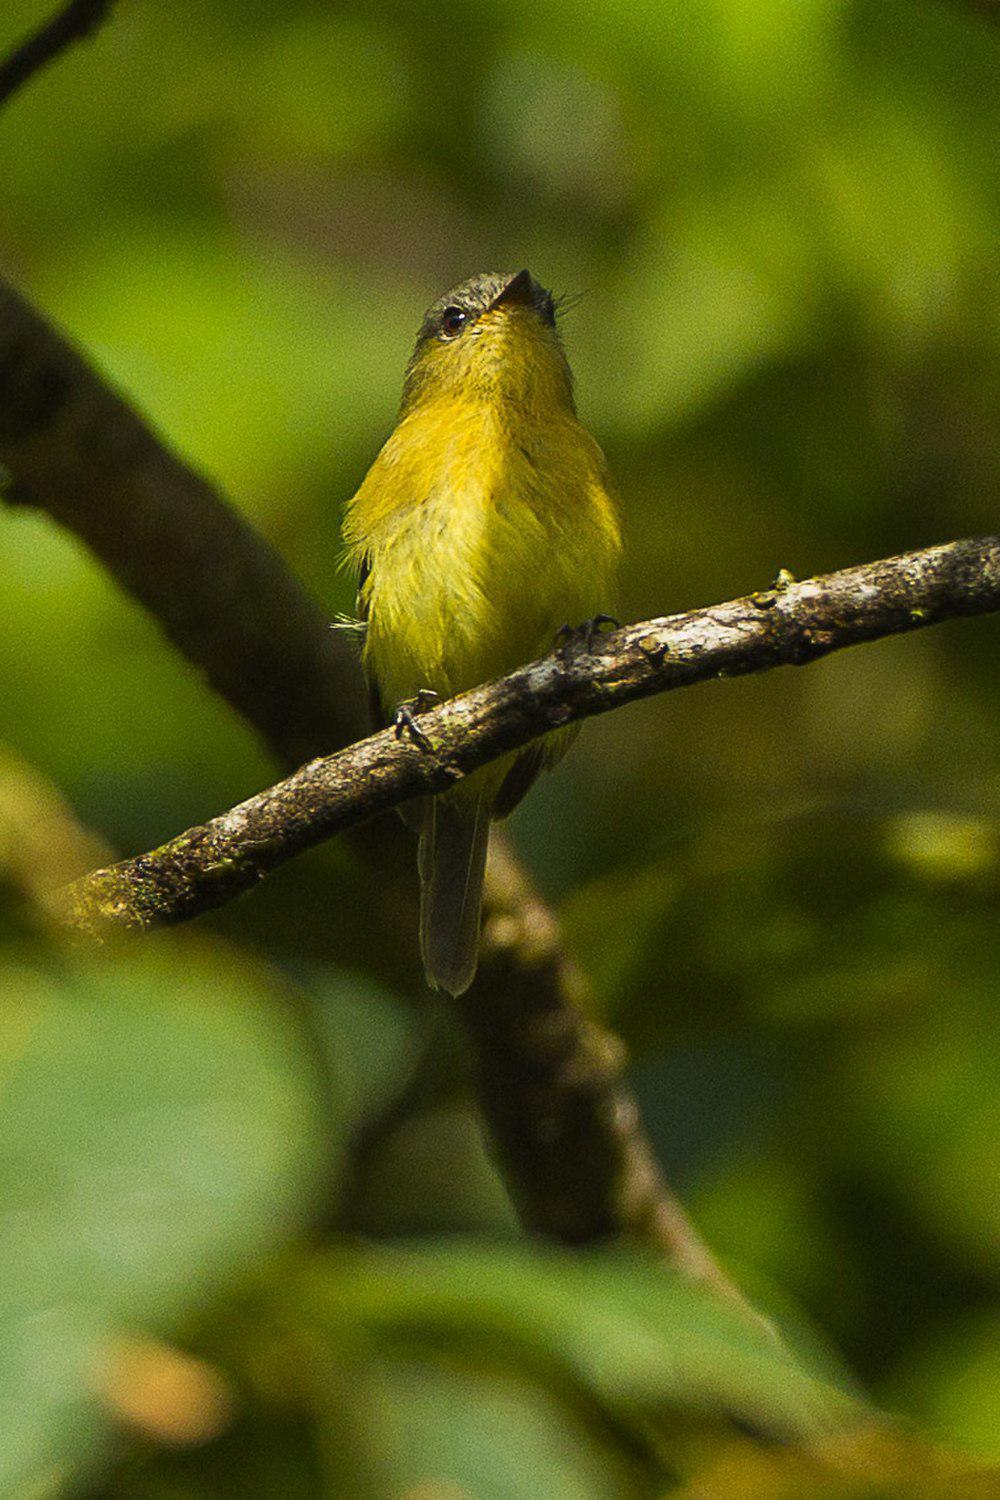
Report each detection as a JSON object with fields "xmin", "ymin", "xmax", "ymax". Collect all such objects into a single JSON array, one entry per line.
[{"xmin": 439, "ymin": 306, "xmax": 467, "ymax": 338}]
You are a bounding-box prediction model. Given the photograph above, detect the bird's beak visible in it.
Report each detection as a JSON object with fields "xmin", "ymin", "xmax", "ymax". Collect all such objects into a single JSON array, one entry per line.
[{"xmin": 489, "ymin": 268, "xmax": 535, "ymax": 312}]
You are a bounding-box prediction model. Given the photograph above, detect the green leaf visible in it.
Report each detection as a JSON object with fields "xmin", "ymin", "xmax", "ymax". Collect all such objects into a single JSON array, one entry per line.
[
  {"xmin": 287, "ymin": 1242, "xmax": 863, "ymax": 1448},
  {"xmin": 0, "ymin": 941, "xmax": 330, "ymax": 1496},
  {"xmin": 128, "ymin": 1240, "xmax": 860, "ymax": 1498}
]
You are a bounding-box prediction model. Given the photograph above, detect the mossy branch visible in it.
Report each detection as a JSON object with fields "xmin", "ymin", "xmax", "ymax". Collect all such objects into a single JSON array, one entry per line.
[{"xmin": 61, "ymin": 535, "xmax": 1000, "ymax": 935}]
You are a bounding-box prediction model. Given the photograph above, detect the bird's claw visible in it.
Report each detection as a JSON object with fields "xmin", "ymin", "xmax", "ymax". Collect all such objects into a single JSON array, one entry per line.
[
  {"xmin": 393, "ymin": 689, "xmax": 440, "ymax": 750},
  {"xmin": 556, "ymin": 614, "xmax": 620, "ymax": 654}
]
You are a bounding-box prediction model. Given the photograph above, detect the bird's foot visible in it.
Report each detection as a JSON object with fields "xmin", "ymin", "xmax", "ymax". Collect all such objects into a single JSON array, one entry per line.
[
  {"xmin": 556, "ymin": 614, "xmax": 620, "ymax": 654},
  {"xmin": 393, "ymin": 689, "xmax": 441, "ymax": 751}
]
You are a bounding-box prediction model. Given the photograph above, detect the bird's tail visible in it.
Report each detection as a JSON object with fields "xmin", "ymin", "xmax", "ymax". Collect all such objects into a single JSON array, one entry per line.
[{"xmin": 418, "ymin": 793, "xmax": 490, "ymax": 996}]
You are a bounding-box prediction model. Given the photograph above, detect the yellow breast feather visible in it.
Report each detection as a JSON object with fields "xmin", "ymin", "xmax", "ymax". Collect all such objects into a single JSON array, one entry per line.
[{"xmin": 345, "ymin": 399, "xmax": 620, "ymax": 711}]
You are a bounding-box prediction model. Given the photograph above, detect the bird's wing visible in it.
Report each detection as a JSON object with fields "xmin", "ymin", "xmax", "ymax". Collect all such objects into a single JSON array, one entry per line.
[
  {"xmin": 355, "ymin": 550, "xmax": 372, "ymax": 621},
  {"xmin": 354, "ymin": 550, "xmax": 387, "ymax": 731},
  {"xmin": 493, "ymin": 722, "xmax": 581, "ymax": 820},
  {"xmin": 492, "ymin": 745, "xmax": 547, "ymax": 820}
]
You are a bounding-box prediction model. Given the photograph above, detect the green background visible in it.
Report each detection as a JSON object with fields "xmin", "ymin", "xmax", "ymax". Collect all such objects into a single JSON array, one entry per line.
[{"xmin": 0, "ymin": 0, "xmax": 998, "ymax": 1493}]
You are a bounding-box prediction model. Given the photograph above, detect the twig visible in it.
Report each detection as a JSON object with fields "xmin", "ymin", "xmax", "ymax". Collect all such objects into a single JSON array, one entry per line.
[
  {"xmin": 60, "ymin": 535, "xmax": 1000, "ymax": 935},
  {"xmin": 0, "ymin": 0, "xmax": 113, "ymax": 111}
]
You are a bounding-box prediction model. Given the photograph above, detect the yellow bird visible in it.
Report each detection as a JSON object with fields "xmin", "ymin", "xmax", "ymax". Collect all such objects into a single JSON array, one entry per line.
[{"xmin": 342, "ymin": 270, "xmax": 622, "ymax": 995}]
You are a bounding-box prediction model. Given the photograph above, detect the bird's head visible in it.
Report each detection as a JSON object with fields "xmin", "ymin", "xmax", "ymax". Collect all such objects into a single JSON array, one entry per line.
[{"xmin": 400, "ymin": 270, "xmax": 575, "ymax": 415}]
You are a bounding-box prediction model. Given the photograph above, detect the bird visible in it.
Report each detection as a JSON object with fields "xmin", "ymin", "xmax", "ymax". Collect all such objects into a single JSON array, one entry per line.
[{"xmin": 342, "ymin": 269, "xmax": 622, "ymax": 996}]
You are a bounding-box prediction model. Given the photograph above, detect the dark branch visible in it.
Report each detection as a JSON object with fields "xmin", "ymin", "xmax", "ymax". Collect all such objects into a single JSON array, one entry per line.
[
  {"xmin": 61, "ymin": 535, "xmax": 1000, "ymax": 935},
  {"xmin": 0, "ymin": 0, "xmax": 113, "ymax": 111},
  {"xmin": 0, "ymin": 277, "xmax": 368, "ymax": 766},
  {"xmin": 463, "ymin": 838, "xmax": 752, "ymax": 1305}
]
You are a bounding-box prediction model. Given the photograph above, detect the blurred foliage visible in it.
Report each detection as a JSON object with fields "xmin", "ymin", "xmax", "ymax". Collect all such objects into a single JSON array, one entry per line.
[
  {"xmin": 1, "ymin": 0, "xmax": 999, "ymax": 1492},
  {"xmin": 0, "ymin": 938, "xmax": 328, "ymax": 1495}
]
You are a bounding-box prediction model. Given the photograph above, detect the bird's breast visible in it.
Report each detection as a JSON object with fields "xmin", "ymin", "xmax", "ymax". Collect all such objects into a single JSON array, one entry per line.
[{"xmin": 349, "ymin": 401, "xmax": 619, "ymax": 705}]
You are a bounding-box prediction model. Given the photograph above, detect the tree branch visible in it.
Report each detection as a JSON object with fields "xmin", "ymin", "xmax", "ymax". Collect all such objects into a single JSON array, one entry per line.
[
  {"xmin": 0, "ymin": 277, "xmax": 368, "ymax": 766},
  {"xmin": 468, "ymin": 838, "xmax": 745, "ymax": 1290},
  {"xmin": 60, "ymin": 535, "xmax": 1000, "ymax": 935},
  {"xmin": 0, "ymin": 0, "xmax": 113, "ymax": 111}
]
